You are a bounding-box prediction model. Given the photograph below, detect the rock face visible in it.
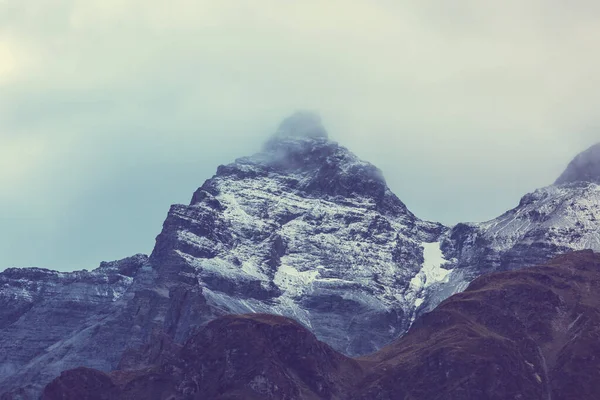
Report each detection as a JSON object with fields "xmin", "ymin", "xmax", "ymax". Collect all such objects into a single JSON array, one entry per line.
[
  {"xmin": 0, "ymin": 253, "xmax": 220, "ymax": 398},
  {"xmin": 2, "ymin": 113, "xmax": 600, "ymax": 397},
  {"xmin": 0, "ymin": 255, "xmax": 147, "ymax": 396},
  {"xmin": 151, "ymin": 116, "xmax": 445, "ymax": 356},
  {"xmin": 41, "ymin": 251, "xmax": 600, "ymax": 400},
  {"xmin": 421, "ymin": 142, "xmax": 600, "ymax": 314},
  {"xmin": 436, "ymin": 180, "xmax": 600, "ymax": 313}
]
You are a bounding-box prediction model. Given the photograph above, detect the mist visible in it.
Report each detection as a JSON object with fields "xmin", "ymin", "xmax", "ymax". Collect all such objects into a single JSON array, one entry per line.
[{"xmin": 1, "ymin": 0, "xmax": 599, "ymax": 271}]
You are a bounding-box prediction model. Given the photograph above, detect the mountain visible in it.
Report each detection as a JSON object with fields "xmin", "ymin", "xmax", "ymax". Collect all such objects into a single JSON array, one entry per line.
[
  {"xmin": 150, "ymin": 111, "xmax": 446, "ymax": 355},
  {"xmin": 433, "ymin": 146, "xmax": 600, "ymax": 313},
  {"xmin": 0, "ymin": 112, "xmax": 447, "ymax": 397},
  {"xmin": 1, "ymin": 113, "xmax": 600, "ymax": 397},
  {"xmin": 357, "ymin": 250, "xmax": 600, "ymax": 400},
  {"xmin": 40, "ymin": 251, "xmax": 600, "ymax": 400},
  {"xmin": 0, "ymin": 255, "xmax": 147, "ymax": 395}
]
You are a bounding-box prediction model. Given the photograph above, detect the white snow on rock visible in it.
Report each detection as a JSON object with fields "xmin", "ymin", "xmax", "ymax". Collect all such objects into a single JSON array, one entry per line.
[
  {"xmin": 407, "ymin": 242, "xmax": 453, "ymax": 315},
  {"xmin": 154, "ymin": 136, "xmax": 447, "ymax": 355},
  {"xmin": 274, "ymin": 264, "xmax": 320, "ymax": 296},
  {"xmin": 410, "ymin": 242, "xmax": 452, "ymax": 290},
  {"xmin": 472, "ymin": 182, "xmax": 600, "ymax": 253}
]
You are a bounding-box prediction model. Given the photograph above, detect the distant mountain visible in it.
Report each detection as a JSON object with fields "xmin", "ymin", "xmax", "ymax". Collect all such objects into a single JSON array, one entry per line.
[
  {"xmin": 40, "ymin": 251, "xmax": 600, "ymax": 400},
  {"xmin": 434, "ymin": 151, "xmax": 600, "ymax": 314},
  {"xmin": 555, "ymin": 142, "xmax": 600, "ymax": 185},
  {"xmin": 0, "ymin": 254, "xmax": 148, "ymax": 395},
  {"xmin": 1, "ymin": 113, "xmax": 600, "ymax": 398}
]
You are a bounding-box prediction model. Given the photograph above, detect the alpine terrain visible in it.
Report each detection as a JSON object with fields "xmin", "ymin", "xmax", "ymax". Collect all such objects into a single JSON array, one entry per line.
[{"xmin": 1, "ymin": 112, "xmax": 600, "ymax": 398}]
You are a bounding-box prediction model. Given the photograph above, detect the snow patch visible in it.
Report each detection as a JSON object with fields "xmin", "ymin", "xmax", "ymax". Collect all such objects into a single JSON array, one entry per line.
[
  {"xmin": 274, "ymin": 264, "xmax": 319, "ymax": 296},
  {"xmin": 410, "ymin": 242, "xmax": 452, "ymax": 290},
  {"xmin": 407, "ymin": 241, "xmax": 454, "ymax": 321}
]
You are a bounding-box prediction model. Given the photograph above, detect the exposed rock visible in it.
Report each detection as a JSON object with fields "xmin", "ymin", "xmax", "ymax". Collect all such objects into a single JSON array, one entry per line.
[
  {"xmin": 0, "ymin": 255, "xmax": 148, "ymax": 397},
  {"xmin": 4, "ymin": 115, "xmax": 445, "ymax": 396},
  {"xmin": 436, "ymin": 181, "xmax": 600, "ymax": 313},
  {"xmin": 151, "ymin": 129, "xmax": 445, "ymax": 357}
]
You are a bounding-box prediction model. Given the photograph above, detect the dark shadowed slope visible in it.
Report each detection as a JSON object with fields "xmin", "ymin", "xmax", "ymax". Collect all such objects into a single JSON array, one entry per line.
[
  {"xmin": 357, "ymin": 249, "xmax": 600, "ymax": 400},
  {"xmin": 42, "ymin": 314, "xmax": 363, "ymax": 400},
  {"xmin": 41, "ymin": 250, "xmax": 600, "ymax": 400}
]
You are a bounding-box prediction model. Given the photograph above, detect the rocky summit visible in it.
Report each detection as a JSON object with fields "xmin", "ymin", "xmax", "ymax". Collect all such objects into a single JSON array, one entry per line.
[
  {"xmin": 151, "ymin": 112, "xmax": 446, "ymax": 356},
  {"xmin": 41, "ymin": 251, "xmax": 600, "ymax": 400},
  {"xmin": 1, "ymin": 113, "xmax": 600, "ymax": 398}
]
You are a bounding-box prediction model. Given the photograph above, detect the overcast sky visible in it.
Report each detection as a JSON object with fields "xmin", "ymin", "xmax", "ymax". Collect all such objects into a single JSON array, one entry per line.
[{"xmin": 1, "ymin": 1, "xmax": 599, "ymax": 271}]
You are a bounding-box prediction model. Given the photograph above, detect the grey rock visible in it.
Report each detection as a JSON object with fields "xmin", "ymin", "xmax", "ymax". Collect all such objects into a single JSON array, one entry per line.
[
  {"xmin": 0, "ymin": 252, "xmax": 221, "ymax": 398},
  {"xmin": 152, "ymin": 133, "xmax": 446, "ymax": 356},
  {"xmin": 429, "ymin": 180, "xmax": 600, "ymax": 314},
  {"xmin": 0, "ymin": 254, "xmax": 147, "ymax": 396}
]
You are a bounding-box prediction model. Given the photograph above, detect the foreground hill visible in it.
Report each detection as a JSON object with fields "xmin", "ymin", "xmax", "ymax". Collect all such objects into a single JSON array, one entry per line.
[{"xmin": 42, "ymin": 251, "xmax": 600, "ymax": 400}]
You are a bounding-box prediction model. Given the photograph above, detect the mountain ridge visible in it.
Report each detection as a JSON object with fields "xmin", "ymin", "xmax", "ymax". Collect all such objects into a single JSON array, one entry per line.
[{"xmin": 1, "ymin": 113, "xmax": 599, "ymax": 398}]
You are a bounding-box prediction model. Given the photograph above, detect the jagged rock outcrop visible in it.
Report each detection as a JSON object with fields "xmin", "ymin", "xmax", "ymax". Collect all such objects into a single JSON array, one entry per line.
[
  {"xmin": 0, "ymin": 255, "xmax": 147, "ymax": 395},
  {"xmin": 42, "ymin": 251, "xmax": 600, "ymax": 400},
  {"xmin": 0, "ymin": 253, "xmax": 221, "ymax": 398},
  {"xmin": 150, "ymin": 112, "xmax": 446, "ymax": 356}
]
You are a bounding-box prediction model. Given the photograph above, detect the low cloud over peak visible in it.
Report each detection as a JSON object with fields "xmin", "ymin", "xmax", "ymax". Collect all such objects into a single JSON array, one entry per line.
[{"xmin": 274, "ymin": 111, "xmax": 327, "ymax": 140}]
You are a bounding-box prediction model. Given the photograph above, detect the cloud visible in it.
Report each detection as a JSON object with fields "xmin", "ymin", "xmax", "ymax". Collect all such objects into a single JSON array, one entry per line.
[
  {"xmin": 0, "ymin": 40, "xmax": 17, "ymax": 83},
  {"xmin": 1, "ymin": 0, "xmax": 599, "ymax": 270},
  {"xmin": 0, "ymin": 135, "xmax": 43, "ymax": 184}
]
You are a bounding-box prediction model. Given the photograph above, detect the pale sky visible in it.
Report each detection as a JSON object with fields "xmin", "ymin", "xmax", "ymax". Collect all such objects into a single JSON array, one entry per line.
[{"xmin": 1, "ymin": 0, "xmax": 599, "ymax": 271}]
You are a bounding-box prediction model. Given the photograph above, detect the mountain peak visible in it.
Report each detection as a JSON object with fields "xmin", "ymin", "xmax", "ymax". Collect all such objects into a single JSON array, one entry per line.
[
  {"xmin": 273, "ymin": 111, "xmax": 328, "ymax": 139},
  {"xmin": 555, "ymin": 142, "xmax": 600, "ymax": 185}
]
